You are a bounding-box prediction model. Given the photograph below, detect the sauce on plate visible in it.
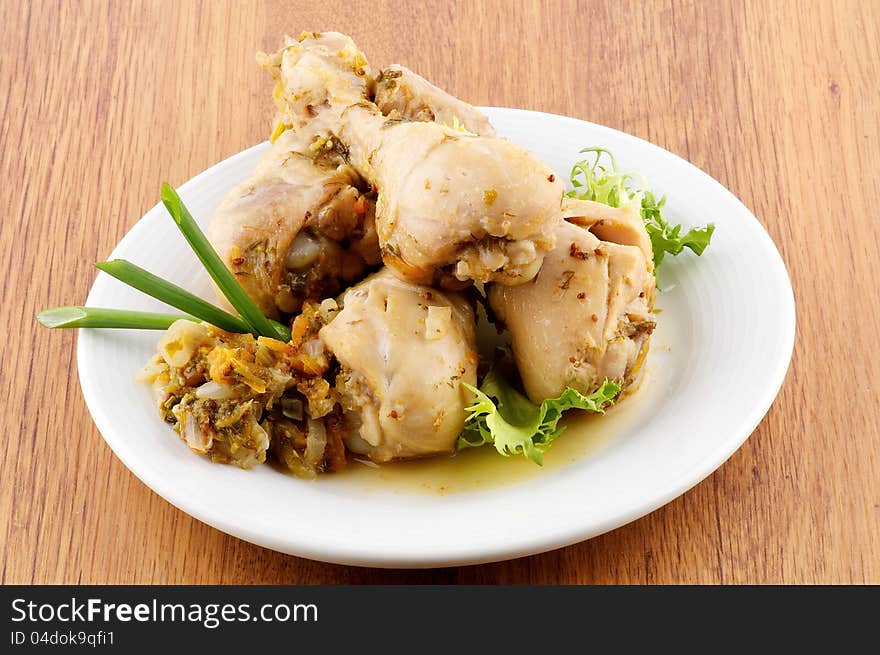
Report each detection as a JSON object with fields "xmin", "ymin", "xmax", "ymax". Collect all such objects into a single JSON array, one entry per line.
[{"xmin": 340, "ymin": 359, "xmax": 658, "ymax": 495}]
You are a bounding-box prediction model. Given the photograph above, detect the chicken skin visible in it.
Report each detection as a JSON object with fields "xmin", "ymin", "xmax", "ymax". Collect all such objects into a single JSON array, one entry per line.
[
  {"xmin": 260, "ymin": 32, "xmax": 563, "ymax": 287},
  {"xmin": 206, "ymin": 123, "xmax": 380, "ymax": 319},
  {"xmin": 488, "ymin": 219, "xmax": 655, "ymax": 403},
  {"xmin": 319, "ymin": 269, "xmax": 478, "ymax": 462},
  {"xmin": 374, "ymin": 65, "xmax": 496, "ymax": 137}
]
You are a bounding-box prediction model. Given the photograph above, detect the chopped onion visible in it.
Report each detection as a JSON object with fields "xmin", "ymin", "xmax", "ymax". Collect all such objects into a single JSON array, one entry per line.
[
  {"xmin": 425, "ymin": 305, "xmax": 452, "ymax": 340},
  {"xmin": 478, "ymin": 246, "xmax": 508, "ymax": 271},
  {"xmin": 284, "ymin": 232, "xmax": 322, "ymax": 270},
  {"xmin": 158, "ymin": 320, "xmax": 209, "ymax": 368},
  {"xmin": 233, "ymin": 418, "xmax": 269, "ymax": 469},
  {"xmin": 317, "ymin": 298, "xmax": 339, "ymax": 322},
  {"xmin": 507, "ymin": 239, "xmax": 537, "ymax": 265},
  {"xmin": 136, "ymin": 356, "xmax": 166, "ymax": 382},
  {"xmin": 150, "ymin": 380, "xmax": 169, "ymax": 408},
  {"xmin": 343, "ymin": 431, "xmax": 374, "ymax": 456},
  {"xmin": 281, "ymin": 397, "xmax": 303, "ymax": 420},
  {"xmin": 304, "ymin": 418, "xmax": 327, "ymax": 468},
  {"xmin": 268, "ymin": 368, "xmax": 293, "ymax": 389},
  {"xmin": 302, "ymin": 338, "xmax": 325, "ymax": 357},
  {"xmin": 194, "ymin": 380, "xmax": 235, "ymax": 400},
  {"xmin": 183, "ymin": 412, "xmax": 212, "ymax": 453}
]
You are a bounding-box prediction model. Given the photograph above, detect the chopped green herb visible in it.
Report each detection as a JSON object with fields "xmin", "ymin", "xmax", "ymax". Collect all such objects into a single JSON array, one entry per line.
[
  {"xmin": 566, "ymin": 147, "xmax": 715, "ymax": 269},
  {"xmin": 36, "ymin": 306, "xmax": 196, "ymax": 330},
  {"xmin": 458, "ymin": 353, "xmax": 621, "ymax": 465}
]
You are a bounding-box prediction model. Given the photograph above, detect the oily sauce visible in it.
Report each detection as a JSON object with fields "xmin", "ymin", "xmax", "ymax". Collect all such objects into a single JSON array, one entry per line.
[{"xmin": 337, "ymin": 360, "xmax": 658, "ymax": 495}]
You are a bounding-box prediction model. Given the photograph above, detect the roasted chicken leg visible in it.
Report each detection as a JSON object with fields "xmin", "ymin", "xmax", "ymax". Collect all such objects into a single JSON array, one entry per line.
[
  {"xmin": 206, "ymin": 116, "xmax": 380, "ymax": 319},
  {"xmin": 488, "ymin": 216, "xmax": 656, "ymax": 403},
  {"xmin": 319, "ymin": 269, "xmax": 478, "ymax": 462},
  {"xmin": 260, "ymin": 32, "xmax": 563, "ymax": 287},
  {"xmin": 374, "ymin": 65, "xmax": 496, "ymax": 137}
]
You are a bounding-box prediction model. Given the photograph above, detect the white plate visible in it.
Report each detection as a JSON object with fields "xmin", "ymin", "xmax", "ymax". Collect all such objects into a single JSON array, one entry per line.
[{"xmin": 78, "ymin": 108, "xmax": 795, "ymax": 568}]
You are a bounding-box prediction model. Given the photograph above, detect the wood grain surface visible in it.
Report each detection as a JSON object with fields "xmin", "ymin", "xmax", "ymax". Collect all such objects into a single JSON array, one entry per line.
[{"xmin": 2, "ymin": 0, "xmax": 878, "ymax": 584}]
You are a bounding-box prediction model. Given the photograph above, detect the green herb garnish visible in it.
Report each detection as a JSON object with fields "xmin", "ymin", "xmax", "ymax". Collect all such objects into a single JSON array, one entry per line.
[
  {"xmin": 458, "ymin": 356, "xmax": 621, "ymax": 465},
  {"xmin": 566, "ymin": 147, "xmax": 715, "ymax": 269},
  {"xmin": 94, "ymin": 259, "xmax": 251, "ymax": 334},
  {"xmin": 94, "ymin": 259, "xmax": 290, "ymax": 341},
  {"xmin": 36, "ymin": 306, "xmax": 197, "ymax": 330},
  {"xmin": 38, "ymin": 186, "xmax": 292, "ymax": 342},
  {"xmin": 160, "ymin": 183, "xmax": 287, "ymax": 341}
]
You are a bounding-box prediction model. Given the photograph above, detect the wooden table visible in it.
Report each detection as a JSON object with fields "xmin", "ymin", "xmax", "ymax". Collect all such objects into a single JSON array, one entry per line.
[{"xmin": 2, "ymin": 0, "xmax": 878, "ymax": 584}]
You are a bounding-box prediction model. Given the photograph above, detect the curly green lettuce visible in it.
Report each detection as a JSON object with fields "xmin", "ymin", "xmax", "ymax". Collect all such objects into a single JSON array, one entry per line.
[
  {"xmin": 458, "ymin": 147, "xmax": 711, "ymax": 464},
  {"xmin": 457, "ymin": 361, "xmax": 621, "ymax": 465},
  {"xmin": 566, "ymin": 147, "xmax": 715, "ymax": 269}
]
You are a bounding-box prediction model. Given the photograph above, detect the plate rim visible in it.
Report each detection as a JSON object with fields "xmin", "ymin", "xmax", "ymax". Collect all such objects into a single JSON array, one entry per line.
[{"xmin": 77, "ymin": 107, "xmax": 796, "ymax": 568}]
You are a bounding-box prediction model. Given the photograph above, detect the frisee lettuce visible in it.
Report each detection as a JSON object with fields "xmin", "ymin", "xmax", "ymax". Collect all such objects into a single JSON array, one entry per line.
[
  {"xmin": 566, "ymin": 147, "xmax": 715, "ymax": 269},
  {"xmin": 457, "ymin": 360, "xmax": 621, "ymax": 465},
  {"xmin": 457, "ymin": 146, "xmax": 710, "ymax": 464}
]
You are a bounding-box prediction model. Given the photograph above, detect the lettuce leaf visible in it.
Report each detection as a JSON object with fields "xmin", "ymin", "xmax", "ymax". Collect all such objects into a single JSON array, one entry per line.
[
  {"xmin": 566, "ymin": 147, "xmax": 715, "ymax": 270},
  {"xmin": 640, "ymin": 190, "xmax": 715, "ymax": 267},
  {"xmin": 458, "ymin": 362, "xmax": 621, "ymax": 465}
]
